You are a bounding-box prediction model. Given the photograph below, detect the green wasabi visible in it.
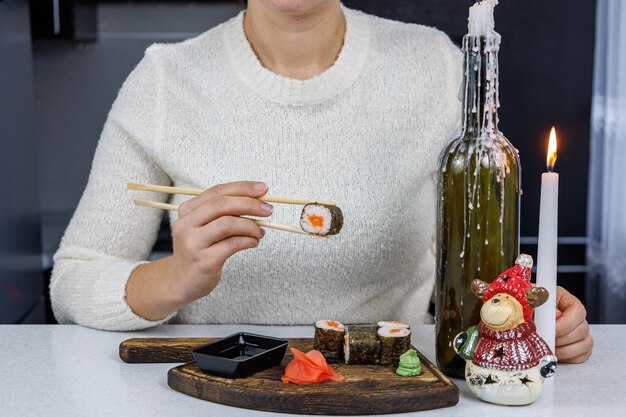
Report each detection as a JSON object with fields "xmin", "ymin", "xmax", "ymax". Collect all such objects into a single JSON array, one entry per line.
[{"xmin": 395, "ymin": 349, "xmax": 421, "ymax": 376}]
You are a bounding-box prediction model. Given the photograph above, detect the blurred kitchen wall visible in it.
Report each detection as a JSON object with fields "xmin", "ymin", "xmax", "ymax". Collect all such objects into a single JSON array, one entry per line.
[{"xmin": 1, "ymin": 0, "xmax": 45, "ymax": 323}]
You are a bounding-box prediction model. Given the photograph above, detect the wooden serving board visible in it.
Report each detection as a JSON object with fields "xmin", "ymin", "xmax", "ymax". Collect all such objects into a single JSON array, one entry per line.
[{"xmin": 120, "ymin": 337, "xmax": 458, "ymax": 415}]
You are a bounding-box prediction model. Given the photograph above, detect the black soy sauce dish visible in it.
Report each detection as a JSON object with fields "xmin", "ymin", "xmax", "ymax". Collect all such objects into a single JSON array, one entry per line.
[{"xmin": 192, "ymin": 332, "xmax": 288, "ymax": 378}]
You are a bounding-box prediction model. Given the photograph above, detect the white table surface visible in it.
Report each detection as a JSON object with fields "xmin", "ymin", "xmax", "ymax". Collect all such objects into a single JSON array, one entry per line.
[{"xmin": 0, "ymin": 324, "xmax": 619, "ymax": 417}]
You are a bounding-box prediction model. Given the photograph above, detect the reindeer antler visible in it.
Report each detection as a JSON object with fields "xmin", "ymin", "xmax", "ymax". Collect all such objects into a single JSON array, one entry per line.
[
  {"xmin": 526, "ymin": 287, "xmax": 549, "ymax": 308},
  {"xmin": 471, "ymin": 279, "xmax": 488, "ymax": 299}
]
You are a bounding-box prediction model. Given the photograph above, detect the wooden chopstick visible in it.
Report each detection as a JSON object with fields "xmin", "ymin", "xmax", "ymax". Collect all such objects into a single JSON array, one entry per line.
[
  {"xmin": 132, "ymin": 198, "xmax": 326, "ymax": 238},
  {"xmin": 133, "ymin": 198, "xmax": 178, "ymax": 212},
  {"xmin": 127, "ymin": 183, "xmax": 336, "ymax": 206}
]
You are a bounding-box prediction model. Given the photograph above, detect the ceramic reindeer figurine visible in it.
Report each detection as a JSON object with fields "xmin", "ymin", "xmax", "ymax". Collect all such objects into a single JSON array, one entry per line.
[{"xmin": 454, "ymin": 254, "xmax": 557, "ymax": 406}]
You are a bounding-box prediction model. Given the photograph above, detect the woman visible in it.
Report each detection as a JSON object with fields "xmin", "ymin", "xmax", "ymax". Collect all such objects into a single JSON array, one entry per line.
[{"xmin": 50, "ymin": 0, "xmax": 592, "ymax": 363}]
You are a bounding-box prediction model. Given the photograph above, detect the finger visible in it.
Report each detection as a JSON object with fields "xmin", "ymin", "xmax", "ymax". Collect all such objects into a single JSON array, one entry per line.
[
  {"xmin": 556, "ymin": 320, "xmax": 590, "ymax": 347},
  {"xmin": 555, "ymin": 309, "xmax": 563, "ymax": 319},
  {"xmin": 209, "ymin": 235, "xmax": 261, "ymax": 263},
  {"xmin": 555, "ymin": 335, "xmax": 594, "ymax": 362},
  {"xmin": 178, "ymin": 181, "xmax": 268, "ymax": 217},
  {"xmin": 183, "ymin": 196, "xmax": 273, "ymax": 228},
  {"xmin": 200, "ymin": 216, "xmax": 264, "ymax": 247},
  {"xmin": 555, "ymin": 286, "xmax": 587, "ymax": 337}
]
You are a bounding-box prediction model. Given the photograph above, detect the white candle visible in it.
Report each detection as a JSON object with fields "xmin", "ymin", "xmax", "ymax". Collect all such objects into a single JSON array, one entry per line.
[
  {"xmin": 535, "ymin": 127, "xmax": 559, "ymax": 353},
  {"xmin": 468, "ymin": 0, "xmax": 498, "ymax": 35}
]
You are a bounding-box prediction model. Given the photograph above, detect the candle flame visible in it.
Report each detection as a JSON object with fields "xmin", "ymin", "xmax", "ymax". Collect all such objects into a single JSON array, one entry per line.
[{"xmin": 547, "ymin": 126, "xmax": 557, "ymax": 171}]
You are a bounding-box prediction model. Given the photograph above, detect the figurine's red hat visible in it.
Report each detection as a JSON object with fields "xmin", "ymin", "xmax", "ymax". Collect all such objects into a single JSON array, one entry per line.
[{"xmin": 483, "ymin": 254, "xmax": 534, "ymax": 321}]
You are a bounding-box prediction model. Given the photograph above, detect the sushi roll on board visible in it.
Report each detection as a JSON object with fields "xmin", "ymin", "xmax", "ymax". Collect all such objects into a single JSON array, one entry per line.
[
  {"xmin": 377, "ymin": 321, "xmax": 410, "ymax": 329},
  {"xmin": 343, "ymin": 325, "xmax": 380, "ymax": 365},
  {"xmin": 300, "ymin": 203, "xmax": 344, "ymax": 236},
  {"xmin": 313, "ymin": 320, "xmax": 345, "ymax": 360},
  {"xmin": 378, "ymin": 327, "xmax": 412, "ymax": 366},
  {"xmin": 312, "ymin": 320, "xmax": 414, "ymax": 368}
]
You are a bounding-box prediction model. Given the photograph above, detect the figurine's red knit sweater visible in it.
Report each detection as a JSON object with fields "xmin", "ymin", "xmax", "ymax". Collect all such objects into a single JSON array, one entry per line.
[{"xmin": 473, "ymin": 320, "xmax": 552, "ymax": 371}]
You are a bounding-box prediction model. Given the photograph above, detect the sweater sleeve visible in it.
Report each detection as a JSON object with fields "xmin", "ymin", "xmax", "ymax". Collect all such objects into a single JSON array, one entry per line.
[{"xmin": 50, "ymin": 45, "xmax": 175, "ymax": 331}]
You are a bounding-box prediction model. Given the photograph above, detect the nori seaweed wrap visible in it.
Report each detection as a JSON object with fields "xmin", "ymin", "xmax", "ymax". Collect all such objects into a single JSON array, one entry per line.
[
  {"xmin": 313, "ymin": 320, "xmax": 345, "ymax": 360},
  {"xmin": 378, "ymin": 327, "xmax": 411, "ymax": 367},
  {"xmin": 300, "ymin": 203, "xmax": 344, "ymax": 236},
  {"xmin": 344, "ymin": 325, "xmax": 380, "ymax": 365}
]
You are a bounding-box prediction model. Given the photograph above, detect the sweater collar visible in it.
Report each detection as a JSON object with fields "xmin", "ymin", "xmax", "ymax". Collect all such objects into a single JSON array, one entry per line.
[
  {"xmin": 222, "ymin": 5, "xmax": 370, "ymax": 105},
  {"xmin": 478, "ymin": 320, "xmax": 536, "ymax": 341}
]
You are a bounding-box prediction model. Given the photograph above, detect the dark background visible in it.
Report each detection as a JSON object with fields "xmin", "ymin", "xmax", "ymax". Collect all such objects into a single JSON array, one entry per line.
[
  {"xmin": 342, "ymin": 1, "xmax": 596, "ymax": 312},
  {"xmin": 2, "ymin": 0, "xmax": 596, "ymax": 323}
]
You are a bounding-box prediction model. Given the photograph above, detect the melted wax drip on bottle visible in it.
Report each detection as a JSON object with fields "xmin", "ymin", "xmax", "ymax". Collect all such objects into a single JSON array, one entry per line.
[{"xmin": 459, "ymin": 33, "xmax": 510, "ymax": 268}]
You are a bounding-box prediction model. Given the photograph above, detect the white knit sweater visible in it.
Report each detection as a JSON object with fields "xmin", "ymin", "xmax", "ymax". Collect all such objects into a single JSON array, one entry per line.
[{"xmin": 50, "ymin": 6, "xmax": 462, "ymax": 331}]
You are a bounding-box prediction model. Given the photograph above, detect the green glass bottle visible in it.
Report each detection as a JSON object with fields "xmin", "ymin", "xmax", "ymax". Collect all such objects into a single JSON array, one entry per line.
[{"xmin": 434, "ymin": 28, "xmax": 521, "ymax": 377}]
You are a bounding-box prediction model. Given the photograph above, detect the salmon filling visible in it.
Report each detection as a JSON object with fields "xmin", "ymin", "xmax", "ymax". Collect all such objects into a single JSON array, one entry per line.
[{"xmin": 308, "ymin": 215, "xmax": 325, "ymax": 229}]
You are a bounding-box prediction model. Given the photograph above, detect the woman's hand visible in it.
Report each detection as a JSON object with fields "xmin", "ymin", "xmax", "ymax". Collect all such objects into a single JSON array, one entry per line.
[
  {"xmin": 126, "ymin": 181, "xmax": 271, "ymax": 321},
  {"xmin": 168, "ymin": 181, "xmax": 272, "ymax": 304},
  {"xmin": 555, "ymin": 285, "xmax": 593, "ymax": 363}
]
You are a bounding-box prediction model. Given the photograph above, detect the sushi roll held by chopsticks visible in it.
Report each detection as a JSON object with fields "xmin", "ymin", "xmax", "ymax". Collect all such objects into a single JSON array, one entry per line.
[
  {"xmin": 300, "ymin": 203, "xmax": 344, "ymax": 236},
  {"xmin": 128, "ymin": 183, "xmax": 343, "ymax": 238}
]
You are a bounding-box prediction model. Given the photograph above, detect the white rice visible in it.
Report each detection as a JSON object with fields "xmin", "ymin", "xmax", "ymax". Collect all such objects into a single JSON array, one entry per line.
[
  {"xmin": 315, "ymin": 320, "xmax": 345, "ymax": 332},
  {"xmin": 378, "ymin": 327, "xmax": 411, "ymax": 338},
  {"xmin": 300, "ymin": 204, "xmax": 332, "ymax": 235},
  {"xmin": 377, "ymin": 321, "xmax": 410, "ymax": 329}
]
